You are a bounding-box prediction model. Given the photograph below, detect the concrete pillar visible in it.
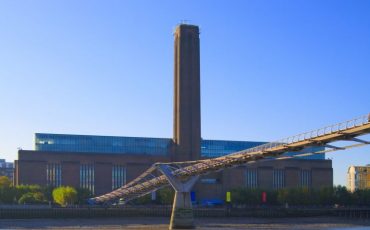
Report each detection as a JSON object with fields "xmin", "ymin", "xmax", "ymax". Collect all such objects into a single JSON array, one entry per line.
[
  {"xmin": 170, "ymin": 191, "xmax": 195, "ymax": 229},
  {"xmin": 157, "ymin": 165, "xmax": 199, "ymax": 229}
]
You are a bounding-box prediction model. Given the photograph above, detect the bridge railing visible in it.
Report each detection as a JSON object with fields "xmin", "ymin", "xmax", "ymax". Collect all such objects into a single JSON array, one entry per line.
[{"xmin": 232, "ymin": 114, "xmax": 370, "ymax": 157}]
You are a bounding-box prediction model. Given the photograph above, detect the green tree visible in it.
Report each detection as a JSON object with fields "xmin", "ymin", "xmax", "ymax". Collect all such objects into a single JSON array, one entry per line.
[
  {"xmin": 333, "ymin": 185, "xmax": 352, "ymax": 205},
  {"xmin": 18, "ymin": 192, "xmax": 47, "ymax": 204},
  {"xmin": 76, "ymin": 187, "xmax": 92, "ymax": 204},
  {"xmin": 230, "ymin": 188, "xmax": 247, "ymax": 204},
  {"xmin": 0, "ymin": 187, "xmax": 15, "ymax": 203},
  {"xmin": 0, "ymin": 176, "xmax": 11, "ymax": 188},
  {"xmin": 352, "ymin": 189, "xmax": 370, "ymax": 206},
  {"xmin": 15, "ymin": 184, "xmax": 43, "ymax": 201},
  {"xmin": 266, "ymin": 189, "xmax": 278, "ymax": 205},
  {"xmin": 230, "ymin": 188, "xmax": 273, "ymax": 205},
  {"xmin": 52, "ymin": 186, "xmax": 78, "ymax": 206},
  {"xmin": 317, "ymin": 187, "xmax": 334, "ymax": 205},
  {"xmin": 157, "ymin": 187, "xmax": 175, "ymax": 205},
  {"xmin": 133, "ymin": 193, "xmax": 152, "ymax": 205},
  {"xmin": 277, "ymin": 188, "xmax": 289, "ymax": 205}
]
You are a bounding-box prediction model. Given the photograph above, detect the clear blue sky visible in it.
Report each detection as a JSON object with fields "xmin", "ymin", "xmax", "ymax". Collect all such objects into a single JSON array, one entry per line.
[{"xmin": 1, "ymin": 0, "xmax": 369, "ymax": 186}]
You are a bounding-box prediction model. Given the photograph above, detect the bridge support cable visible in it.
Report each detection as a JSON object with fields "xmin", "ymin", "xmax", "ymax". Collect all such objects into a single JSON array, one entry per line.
[
  {"xmin": 89, "ymin": 113, "xmax": 370, "ymax": 205},
  {"xmin": 349, "ymin": 137, "xmax": 370, "ymax": 144}
]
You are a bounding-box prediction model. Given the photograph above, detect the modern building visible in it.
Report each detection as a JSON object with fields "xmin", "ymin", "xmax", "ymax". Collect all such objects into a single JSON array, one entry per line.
[
  {"xmin": 347, "ymin": 165, "xmax": 370, "ymax": 192},
  {"xmin": 0, "ymin": 159, "xmax": 14, "ymax": 183},
  {"xmin": 14, "ymin": 24, "xmax": 333, "ymax": 202}
]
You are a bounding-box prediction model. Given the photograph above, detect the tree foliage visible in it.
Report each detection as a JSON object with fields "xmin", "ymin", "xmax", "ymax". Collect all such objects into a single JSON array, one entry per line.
[
  {"xmin": 52, "ymin": 186, "xmax": 78, "ymax": 206},
  {"xmin": 76, "ymin": 187, "xmax": 92, "ymax": 204},
  {"xmin": 0, "ymin": 187, "xmax": 15, "ymax": 203},
  {"xmin": 18, "ymin": 192, "xmax": 47, "ymax": 204},
  {"xmin": 129, "ymin": 187, "xmax": 175, "ymax": 205},
  {"xmin": 156, "ymin": 187, "xmax": 175, "ymax": 205},
  {"xmin": 0, "ymin": 176, "xmax": 12, "ymax": 188},
  {"xmin": 231, "ymin": 186, "xmax": 370, "ymax": 206},
  {"xmin": 15, "ymin": 184, "xmax": 43, "ymax": 201}
]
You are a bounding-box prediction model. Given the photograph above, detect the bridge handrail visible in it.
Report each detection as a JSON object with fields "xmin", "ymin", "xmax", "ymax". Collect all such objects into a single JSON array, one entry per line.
[{"xmin": 231, "ymin": 114, "xmax": 370, "ymax": 157}]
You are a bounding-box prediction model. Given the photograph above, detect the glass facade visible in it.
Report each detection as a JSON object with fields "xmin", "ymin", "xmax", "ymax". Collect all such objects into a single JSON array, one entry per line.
[
  {"xmin": 283, "ymin": 146, "xmax": 325, "ymax": 160},
  {"xmin": 201, "ymin": 140, "xmax": 265, "ymax": 158},
  {"xmin": 34, "ymin": 133, "xmax": 325, "ymax": 160},
  {"xmin": 46, "ymin": 163, "xmax": 61, "ymax": 187},
  {"xmin": 35, "ymin": 133, "xmax": 171, "ymax": 156}
]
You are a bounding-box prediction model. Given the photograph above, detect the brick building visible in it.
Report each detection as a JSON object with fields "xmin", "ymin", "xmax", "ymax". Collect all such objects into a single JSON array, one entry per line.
[{"xmin": 14, "ymin": 24, "xmax": 333, "ymax": 203}]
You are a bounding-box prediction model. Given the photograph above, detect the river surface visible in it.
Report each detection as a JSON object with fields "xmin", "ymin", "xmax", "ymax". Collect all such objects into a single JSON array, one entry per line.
[{"xmin": 0, "ymin": 217, "xmax": 369, "ymax": 229}]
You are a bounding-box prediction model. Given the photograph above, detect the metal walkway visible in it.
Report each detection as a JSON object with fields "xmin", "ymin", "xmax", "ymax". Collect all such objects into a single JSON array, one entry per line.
[{"xmin": 90, "ymin": 114, "xmax": 370, "ymax": 204}]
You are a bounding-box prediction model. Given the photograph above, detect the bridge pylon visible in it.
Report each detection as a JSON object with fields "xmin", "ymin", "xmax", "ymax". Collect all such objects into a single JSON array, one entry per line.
[{"xmin": 157, "ymin": 164, "xmax": 199, "ymax": 229}]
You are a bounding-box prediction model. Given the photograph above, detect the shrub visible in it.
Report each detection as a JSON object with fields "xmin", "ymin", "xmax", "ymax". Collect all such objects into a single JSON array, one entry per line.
[
  {"xmin": 0, "ymin": 176, "xmax": 12, "ymax": 188},
  {"xmin": 18, "ymin": 192, "xmax": 46, "ymax": 204},
  {"xmin": 157, "ymin": 187, "xmax": 175, "ymax": 205},
  {"xmin": 52, "ymin": 186, "xmax": 78, "ymax": 206},
  {"xmin": 0, "ymin": 187, "xmax": 15, "ymax": 204},
  {"xmin": 76, "ymin": 187, "xmax": 92, "ymax": 204}
]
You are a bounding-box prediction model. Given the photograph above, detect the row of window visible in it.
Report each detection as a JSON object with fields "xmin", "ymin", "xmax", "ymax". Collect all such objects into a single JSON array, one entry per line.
[
  {"xmin": 46, "ymin": 163, "xmax": 126, "ymax": 195},
  {"xmin": 300, "ymin": 170, "xmax": 311, "ymax": 187},
  {"xmin": 246, "ymin": 169, "xmax": 258, "ymax": 188},
  {"xmin": 35, "ymin": 133, "xmax": 326, "ymax": 159},
  {"xmin": 112, "ymin": 165, "xmax": 126, "ymax": 190},
  {"xmin": 36, "ymin": 134, "xmax": 171, "ymax": 155},
  {"xmin": 46, "ymin": 163, "xmax": 62, "ymax": 187},
  {"xmin": 273, "ymin": 169, "xmax": 285, "ymax": 189},
  {"xmin": 80, "ymin": 164, "xmax": 95, "ymax": 195},
  {"xmin": 245, "ymin": 169, "xmax": 312, "ymax": 189},
  {"xmin": 201, "ymin": 140, "xmax": 265, "ymax": 158}
]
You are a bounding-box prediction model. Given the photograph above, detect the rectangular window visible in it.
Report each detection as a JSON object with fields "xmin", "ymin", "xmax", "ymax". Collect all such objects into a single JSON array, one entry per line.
[
  {"xmin": 300, "ymin": 170, "xmax": 311, "ymax": 187},
  {"xmin": 245, "ymin": 169, "xmax": 258, "ymax": 188},
  {"xmin": 46, "ymin": 163, "xmax": 62, "ymax": 187},
  {"xmin": 273, "ymin": 169, "xmax": 285, "ymax": 189},
  {"xmin": 112, "ymin": 165, "xmax": 126, "ymax": 190},
  {"xmin": 80, "ymin": 164, "xmax": 95, "ymax": 195}
]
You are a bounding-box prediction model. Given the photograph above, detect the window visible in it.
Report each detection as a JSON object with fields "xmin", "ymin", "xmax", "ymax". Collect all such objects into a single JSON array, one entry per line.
[
  {"xmin": 201, "ymin": 140, "xmax": 266, "ymax": 158},
  {"xmin": 245, "ymin": 169, "xmax": 258, "ymax": 188},
  {"xmin": 300, "ymin": 170, "xmax": 311, "ymax": 187},
  {"xmin": 35, "ymin": 133, "xmax": 171, "ymax": 156},
  {"xmin": 80, "ymin": 164, "xmax": 95, "ymax": 195},
  {"xmin": 273, "ymin": 169, "xmax": 285, "ymax": 189},
  {"xmin": 46, "ymin": 163, "xmax": 61, "ymax": 187},
  {"xmin": 112, "ymin": 165, "xmax": 126, "ymax": 190}
]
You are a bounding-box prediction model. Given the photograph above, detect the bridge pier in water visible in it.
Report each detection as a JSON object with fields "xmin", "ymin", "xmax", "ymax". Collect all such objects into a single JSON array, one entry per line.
[{"xmin": 158, "ymin": 165, "xmax": 199, "ymax": 229}]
